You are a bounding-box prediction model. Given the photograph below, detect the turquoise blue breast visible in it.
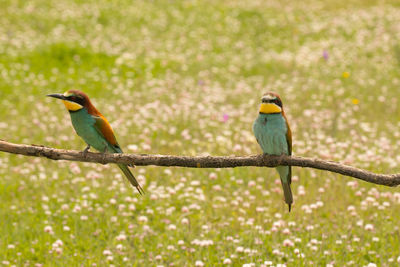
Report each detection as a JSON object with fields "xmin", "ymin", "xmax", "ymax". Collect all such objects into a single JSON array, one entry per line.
[{"xmin": 253, "ymin": 113, "xmax": 288, "ymax": 155}]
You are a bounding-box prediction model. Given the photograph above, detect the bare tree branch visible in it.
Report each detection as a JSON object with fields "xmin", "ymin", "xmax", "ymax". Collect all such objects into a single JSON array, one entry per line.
[{"xmin": 0, "ymin": 140, "xmax": 399, "ymax": 187}]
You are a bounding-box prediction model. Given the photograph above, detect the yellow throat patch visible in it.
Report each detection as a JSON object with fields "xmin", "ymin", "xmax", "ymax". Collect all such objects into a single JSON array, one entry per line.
[
  {"xmin": 259, "ymin": 103, "xmax": 282, "ymax": 114},
  {"xmin": 62, "ymin": 100, "xmax": 83, "ymax": 111}
]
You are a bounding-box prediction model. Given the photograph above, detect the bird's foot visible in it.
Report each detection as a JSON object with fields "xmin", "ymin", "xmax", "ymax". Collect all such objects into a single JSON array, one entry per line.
[
  {"xmin": 277, "ymin": 154, "xmax": 286, "ymax": 166},
  {"xmin": 101, "ymin": 153, "xmax": 108, "ymax": 165},
  {"xmin": 260, "ymin": 153, "xmax": 270, "ymax": 165},
  {"xmin": 101, "ymin": 146, "xmax": 108, "ymax": 165},
  {"xmin": 82, "ymin": 145, "xmax": 91, "ymax": 158}
]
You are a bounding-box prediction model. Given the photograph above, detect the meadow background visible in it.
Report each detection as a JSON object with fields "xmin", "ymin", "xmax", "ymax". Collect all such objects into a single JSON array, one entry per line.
[{"xmin": 1, "ymin": 0, "xmax": 400, "ymax": 266}]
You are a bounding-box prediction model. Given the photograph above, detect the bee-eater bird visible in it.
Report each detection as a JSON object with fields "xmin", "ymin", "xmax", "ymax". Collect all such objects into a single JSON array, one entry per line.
[
  {"xmin": 253, "ymin": 92, "xmax": 293, "ymax": 211},
  {"xmin": 47, "ymin": 90, "xmax": 144, "ymax": 195}
]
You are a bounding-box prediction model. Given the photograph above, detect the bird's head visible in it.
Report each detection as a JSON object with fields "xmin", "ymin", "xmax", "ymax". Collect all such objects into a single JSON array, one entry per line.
[
  {"xmin": 47, "ymin": 90, "xmax": 90, "ymax": 112},
  {"xmin": 259, "ymin": 92, "xmax": 283, "ymax": 114}
]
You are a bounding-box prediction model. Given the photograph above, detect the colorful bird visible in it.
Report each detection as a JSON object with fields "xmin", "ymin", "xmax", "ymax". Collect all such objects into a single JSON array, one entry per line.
[
  {"xmin": 253, "ymin": 92, "xmax": 293, "ymax": 211},
  {"xmin": 47, "ymin": 90, "xmax": 144, "ymax": 195}
]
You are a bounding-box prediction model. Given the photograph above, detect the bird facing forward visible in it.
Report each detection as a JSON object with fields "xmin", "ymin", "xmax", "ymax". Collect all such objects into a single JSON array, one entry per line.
[
  {"xmin": 252, "ymin": 92, "xmax": 293, "ymax": 211},
  {"xmin": 47, "ymin": 90, "xmax": 144, "ymax": 195}
]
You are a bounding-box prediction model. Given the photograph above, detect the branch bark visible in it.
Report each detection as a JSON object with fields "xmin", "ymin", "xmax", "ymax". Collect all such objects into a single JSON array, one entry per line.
[{"xmin": 0, "ymin": 140, "xmax": 399, "ymax": 187}]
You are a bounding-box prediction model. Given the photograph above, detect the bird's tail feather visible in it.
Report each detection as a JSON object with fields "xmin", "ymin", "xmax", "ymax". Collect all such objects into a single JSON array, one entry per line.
[
  {"xmin": 117, "ymin": 164, "xmax": 144, "ymax": 195},
  {"xmin": 277, "ymin": 166, "xmax": 293, "ymax": 212},
  {"xmin": 281, "ymin": 181, "xmax": 293, "ymax": 212}
]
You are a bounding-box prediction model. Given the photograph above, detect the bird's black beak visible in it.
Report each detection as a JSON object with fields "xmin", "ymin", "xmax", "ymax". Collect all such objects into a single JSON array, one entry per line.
[{"xmin": 47, "ymin": 93, "xmax": 66, "ymax": 100}]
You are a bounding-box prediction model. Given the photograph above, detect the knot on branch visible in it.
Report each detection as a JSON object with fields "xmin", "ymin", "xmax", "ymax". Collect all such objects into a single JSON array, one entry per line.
[{"xmin": 258, "ymin": 154, "xmax": 287, "ymax": 168}]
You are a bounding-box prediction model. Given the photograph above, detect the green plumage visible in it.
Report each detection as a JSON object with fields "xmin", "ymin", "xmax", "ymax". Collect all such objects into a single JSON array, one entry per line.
[
  {"xmin": 69, "ymin": 109, "xmax": 143, "ymax": 194},
  {"xmin": 70, "ymin": 109, "xmax": 111, "ymax": 152},
  {"xmin": 253, "ymin": 113, "xmax": 293, "ymax": 211}
]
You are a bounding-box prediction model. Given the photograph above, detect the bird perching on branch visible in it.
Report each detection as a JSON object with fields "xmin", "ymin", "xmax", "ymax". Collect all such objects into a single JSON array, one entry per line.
[
  {"xmin": 253, "ymin": 92, "xmax": 293, "ymax": 212},
  {"xmin": 47, "ymin": 90, "xmax": 144, "ymax": 195}
]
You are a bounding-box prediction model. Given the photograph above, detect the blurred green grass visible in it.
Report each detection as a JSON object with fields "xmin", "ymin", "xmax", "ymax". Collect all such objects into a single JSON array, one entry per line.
[{"xmin": 1, "ymin": 0, "xmax": 400, "ymax": 266}]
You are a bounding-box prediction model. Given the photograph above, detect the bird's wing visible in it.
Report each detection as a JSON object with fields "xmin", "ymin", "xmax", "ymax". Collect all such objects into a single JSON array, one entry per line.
[
  {"xmin": 252, "ymin": 120, "xmax": 260, "ymax": 145},
  {"xmin": 92, "ymin": 114, "xmax": 120, "ymax": 151},
  {"xmin": 284, "ymin": 115, "xmax": 292, "ymax": 156},
  {"xmin": 253, "ymin": 119, "xmax": 265, "ymax": 148},
  {"xmin": 283, "ymin": 114, "xmax": 292, "ymax": 185}
]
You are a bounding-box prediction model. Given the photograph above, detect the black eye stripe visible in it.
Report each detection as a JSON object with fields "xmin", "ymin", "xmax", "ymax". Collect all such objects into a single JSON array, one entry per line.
[
  {"xmin": 68, "ymin": 95, "xmax": 85, "ymax": 105},
  {"xmin": 262, "ymin": 98, "xmax": 282, "ymax": 107}
]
